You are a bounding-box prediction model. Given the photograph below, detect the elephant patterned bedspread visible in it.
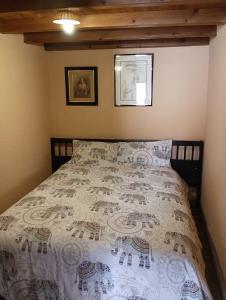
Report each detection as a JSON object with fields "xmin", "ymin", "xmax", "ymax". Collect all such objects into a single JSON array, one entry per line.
[{"xmin": 0, "ymin": 159, "xmax": 211, "ymax": 300}]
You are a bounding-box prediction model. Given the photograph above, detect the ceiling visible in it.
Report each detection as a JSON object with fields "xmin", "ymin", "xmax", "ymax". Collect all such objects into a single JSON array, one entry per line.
[{"xmin": 1, "ymin": 0, "xmax": 226, "ymax": 51}]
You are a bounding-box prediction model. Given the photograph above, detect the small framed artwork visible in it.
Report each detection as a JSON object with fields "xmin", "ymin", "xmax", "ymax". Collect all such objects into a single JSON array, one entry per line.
[
  {"xmin": 65, "ymin": 66, "xmax": 98, "ymax": 106},
  {"xmin": 114, "ymin": 54, "xmax": 153, "ymax": 106}
]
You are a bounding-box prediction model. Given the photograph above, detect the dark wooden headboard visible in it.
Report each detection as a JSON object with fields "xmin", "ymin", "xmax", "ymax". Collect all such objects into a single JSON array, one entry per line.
[{"xmin": 51, "ymin": 138, "xmax": 204, "ymax": 207}]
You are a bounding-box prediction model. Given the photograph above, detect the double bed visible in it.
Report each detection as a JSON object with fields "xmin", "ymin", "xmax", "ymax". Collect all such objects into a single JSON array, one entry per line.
[{"xmin": 0, "ymin": 138, "xmax": 211, "ymax": 299}]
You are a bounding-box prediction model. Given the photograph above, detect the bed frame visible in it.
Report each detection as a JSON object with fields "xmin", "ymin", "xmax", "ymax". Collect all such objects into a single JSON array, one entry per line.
[{"xmin": 51, "ymin": 138, "xmax": 204, "ymax": 207}]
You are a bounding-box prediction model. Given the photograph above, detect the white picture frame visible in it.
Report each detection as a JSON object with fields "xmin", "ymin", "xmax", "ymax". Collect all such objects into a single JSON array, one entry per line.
[{"xmin": 114, "ymin": 54, "xmax": 153, "ymax": 106}]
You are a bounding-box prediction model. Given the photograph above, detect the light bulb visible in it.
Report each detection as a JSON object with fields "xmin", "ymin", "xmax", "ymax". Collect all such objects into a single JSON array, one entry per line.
[
  {"xmin": 62, "ymin": 22, "xmax": 74, "ymax": 34},
  {"xmin": 53, "ymin": 12, "xmax": 80, "ymax": 34}
]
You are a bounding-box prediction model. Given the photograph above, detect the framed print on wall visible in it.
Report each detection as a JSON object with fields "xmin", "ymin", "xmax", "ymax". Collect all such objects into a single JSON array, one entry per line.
[
  {"xmin": 114, "ymin": 54, "xmax": 153, "ymax": 106},
  {"xmin": 65, "ymin": 66, "xmax": 98, "ymax": 106}
]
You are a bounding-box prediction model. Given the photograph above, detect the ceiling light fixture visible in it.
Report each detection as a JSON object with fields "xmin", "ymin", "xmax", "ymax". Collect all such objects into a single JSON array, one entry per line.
[{"xmin": 53, "ymin": 10, "xmax": 80, "ymax": 34}]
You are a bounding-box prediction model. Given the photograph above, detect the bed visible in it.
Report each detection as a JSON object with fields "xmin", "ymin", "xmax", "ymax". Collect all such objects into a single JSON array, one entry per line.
[{"xmin": 0, "ymin": 138, "xmax": 211, "ymax": 300}]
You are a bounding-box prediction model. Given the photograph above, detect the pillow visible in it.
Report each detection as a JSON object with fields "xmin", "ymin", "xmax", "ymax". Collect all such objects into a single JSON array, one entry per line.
[
  {"xmin": 72, "ymin": 140, "xmax": 118, "ymax": 163},
  {"xmin": 117, "ymin": 140, "xmax": 172, "ymax": 167}
]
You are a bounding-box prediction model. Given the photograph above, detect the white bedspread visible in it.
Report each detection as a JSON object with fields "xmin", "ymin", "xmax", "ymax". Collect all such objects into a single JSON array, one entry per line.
[{"xmin": 0, "ymin": 159, "xmax": 212, "ymax": 299}]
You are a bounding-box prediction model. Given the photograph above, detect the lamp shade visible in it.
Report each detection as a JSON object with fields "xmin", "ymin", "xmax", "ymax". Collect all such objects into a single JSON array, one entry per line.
[
  {"xmin": 53, "ymin": 11, "xmax": 80, "ymax": 33},
  {"xmin": 53, "ymin": 11, "xmax": 80, "ymax": 25}
]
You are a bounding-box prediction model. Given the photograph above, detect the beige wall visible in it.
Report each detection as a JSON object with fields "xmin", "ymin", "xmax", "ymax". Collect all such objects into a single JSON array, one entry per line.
[
  {"xmin": 0, "ymin": 35, "xmax": 51, "ymax": 213},
  {"xmin": 202, "ymin": 25, "xmax": 226, "ymax": 295},
  {"xmin": 0, "ymin": 41, "xmax": 209, "ymax": 213},
  {"xmin": 47, "ymin": 46, "xmax": 209, "ymax": 140}
]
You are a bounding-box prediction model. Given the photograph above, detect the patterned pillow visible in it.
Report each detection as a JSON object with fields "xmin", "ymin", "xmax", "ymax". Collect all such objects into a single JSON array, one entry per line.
[
  {"xmin": 72, "ymin": 140, "xmax": 118, "ymax": 163},
  {"xmin": 117, "ymin": 140, "xmax": 172, "ymax": 167}
]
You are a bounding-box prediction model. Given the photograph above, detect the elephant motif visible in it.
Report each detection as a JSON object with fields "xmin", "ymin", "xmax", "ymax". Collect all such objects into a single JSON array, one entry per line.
[
  {"xmin": 127, "ymin": 212, "xmax": 160, "ymax": 229},
  {"xmin": 111, "ymin": 236, "xmax": 153, "ymax": 268},
  {"xmin": 50, "ymin": 189, "xmax": 76, "ymax": 198},
  {"xmin": 35, "ymin": 280, "xmax": 60, "ymax": 299},
  {"xmin": 49, "ymin": 173, "xmax": 68, "ymax": 181},
  {"xmin": 90, "ymin": 201, "xmax": 120, "ymax": 215},
  {"xmin": 89, "ymin": 148, "xmax": 107, "ymax": 159},
  {"xmin": 117, "ymin": 147, "xmax": 125, "ymax": 156},
  {"xmin": 164, "ymin": 232, "xmax": 197, "ymax": 260},
  {"xmin": 0, "ymin": 216, "xmax": 17, "ymax": 231},
  {"xmin": 0, "ymin": 251, "xmax": 17, "ymax": 281},
  {"xmin": 180, "ymin": 281, "xmax": 209, "ymax": 300},
  {"xmin": 102, "ymin": 175, "xmax": 122, "ymax": 184},
  {"xmin": 172, "ymin": 210, "xmax": 194, "ymax": 230},
  {"xmin": 14, "ymin": 279, "xmax": 60, "ymax": 300},
  {"xmin": 15, "ymin": 227, "xmax": 52, "ymax": 254},
  {"xmin": 41, "ymin": 205, "xmax": 73, "ymax": 219},
  {"xmin": 62, "ymin": 178, "xmax": 90, "ymax": 186},
  {"xmin": 129, "ymin": 142, "xmax": 146, "ymax": 149},
  {"xmin": 80, "ymin": 160, "xmax": 99, "ymax": 167},
  {"xmin": 72, "ymin": 167, "xmax": 89, "ymax": 175},
  {"xmin": 16, "ymin": 196, "xmax": 46, "ymax": 208},
  {"xmin": 75, "ymin": 141, "xmax": 91, "ymax": 149},
  {"xmin": 125, "ymin": 171, "xmax": 145, "ymax": 179},
  {"xmin": 164, "ymin": 181, "xmax": 182, "ymax": 192},
  {"xmin": 132, "ymin": 164, "xmax": 148, "ymax": 171},
  {"xmin": 72, "ymin": 154, "xmax": 82, "ymax": 161},
  {"xmin": 150, "ymin": 169, "xmax": 172, "ymax": 177},
  {"xmin": 153, "ymin": 147, "xmax": 171, "ymax": 160},
  {"xmin": 120, "ymin": 194, "xmax": 147, "ymax": 205},
  {"xmin": 76, "ymin": 261, "xmax": 113, "ymax": 294},
  {"xmin": 36, "ymin": 184, "xmax": 49, "ymax": 191},
  {"xmin": 127, "ymin": 182, "xmax": 153, "ymax": 192},
  {"xmin": 67, "ymin": 221, "xmax": 104, "ymax": 240},
  {"xmin": 156, "ymin": 192, "xmax": 182, "ymax": 204},
  {"xmin": 88, "ymin": 186, "xmax": 113, "ymax": 195},
  {"xmin": 100, "ymin": 166, "xmax": 118, "ymax": 173}
]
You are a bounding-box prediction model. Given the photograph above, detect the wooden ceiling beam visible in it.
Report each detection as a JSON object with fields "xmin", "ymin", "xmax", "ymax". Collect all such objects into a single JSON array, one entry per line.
[
  {"xmin": 1, "ymin": 9, "xmax": 226, "ymax": 33},
  {"xmin": 44, "ymin": 37, "xmax": 210, "ymax": 51},
  {"xmin": 1, "ymin": 1, "xmax": 226, "ymax": 13},
  {"xmin": 24, "ymin": 26, "xmax": 217, "ymax": 46}
]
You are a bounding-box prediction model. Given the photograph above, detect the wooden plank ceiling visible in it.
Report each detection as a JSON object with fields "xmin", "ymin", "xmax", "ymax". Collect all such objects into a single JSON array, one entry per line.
[{"xmin": 0, "ymin": 0, "xmax": 226, "ymax": 50}]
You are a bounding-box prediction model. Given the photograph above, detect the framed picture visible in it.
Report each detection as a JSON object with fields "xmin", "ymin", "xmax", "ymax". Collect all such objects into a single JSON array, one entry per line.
[
  {"xmin": 65, "ymin": 67, "xmax": 98, "ymax": 106},
  {"xmin": 114, "ymin": 54, "xmax": 153, "ymax": 106}
]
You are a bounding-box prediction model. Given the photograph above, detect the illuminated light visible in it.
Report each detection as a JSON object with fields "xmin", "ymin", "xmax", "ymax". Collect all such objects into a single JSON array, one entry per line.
[
  {"xmin": 53, "ymin": 11, "xmax": 80, "ymax": 34},
  {"xmin": 62, "ymin": 21, "xmax": 75, "ymax": 34}
]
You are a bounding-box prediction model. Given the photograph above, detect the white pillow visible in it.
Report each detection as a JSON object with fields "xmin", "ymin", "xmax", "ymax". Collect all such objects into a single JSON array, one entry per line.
[
  {"xmin": 117, "ymin": 140, "xmax": 172, "ymax": 167},
  {"xmin": 72, "ymin": 140, "xmax": 118, "ymax": 163}
]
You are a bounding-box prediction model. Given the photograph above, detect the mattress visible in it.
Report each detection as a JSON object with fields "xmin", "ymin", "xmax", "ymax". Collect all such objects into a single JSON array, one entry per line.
[{"xmin": 0, "ymin": 159, "xmax": 211, "ymax": 299}]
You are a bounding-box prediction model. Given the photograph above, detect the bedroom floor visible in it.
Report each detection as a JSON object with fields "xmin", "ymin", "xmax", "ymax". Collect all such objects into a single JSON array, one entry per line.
[{"xmin": 192, "ymin": 208, "xmax": 223, "ymax": 300}]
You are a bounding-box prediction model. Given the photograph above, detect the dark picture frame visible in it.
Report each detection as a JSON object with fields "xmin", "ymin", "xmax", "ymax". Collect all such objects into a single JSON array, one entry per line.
[
  {"xmin": 114, "ymin": 54, "xmax": 154, "ymax": 107},
  {"xmin": 65, "ymin": 66, "xmax": 98, "ymax": 106}
]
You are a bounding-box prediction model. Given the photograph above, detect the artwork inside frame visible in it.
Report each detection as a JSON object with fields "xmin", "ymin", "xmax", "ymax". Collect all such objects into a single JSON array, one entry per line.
[
  {"xmin": 65, "ymin": 67, "xmax": 98, "ymax": 106},
  {"xmin": 114, "ymin": 54, "xmax": 153, "ymax": 106}
]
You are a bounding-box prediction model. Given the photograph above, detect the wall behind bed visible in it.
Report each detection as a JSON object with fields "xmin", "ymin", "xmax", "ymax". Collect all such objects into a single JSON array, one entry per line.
[
  {"xmin": 0, "ymin": 35, "xmax": 51, "ymax": 213},
  {"xmin": 202, "ymin": 25, "xmax": 226, "ymax": 296},
  {"xmin": 46, "ymin": 46, "xmax": 209, "ymax": 140}
]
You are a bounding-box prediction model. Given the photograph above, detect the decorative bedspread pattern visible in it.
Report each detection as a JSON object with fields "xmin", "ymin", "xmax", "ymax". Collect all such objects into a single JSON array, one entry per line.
[{"xmin": 0, "ymin": 159, "xmax": 211, "ymax": 300}]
